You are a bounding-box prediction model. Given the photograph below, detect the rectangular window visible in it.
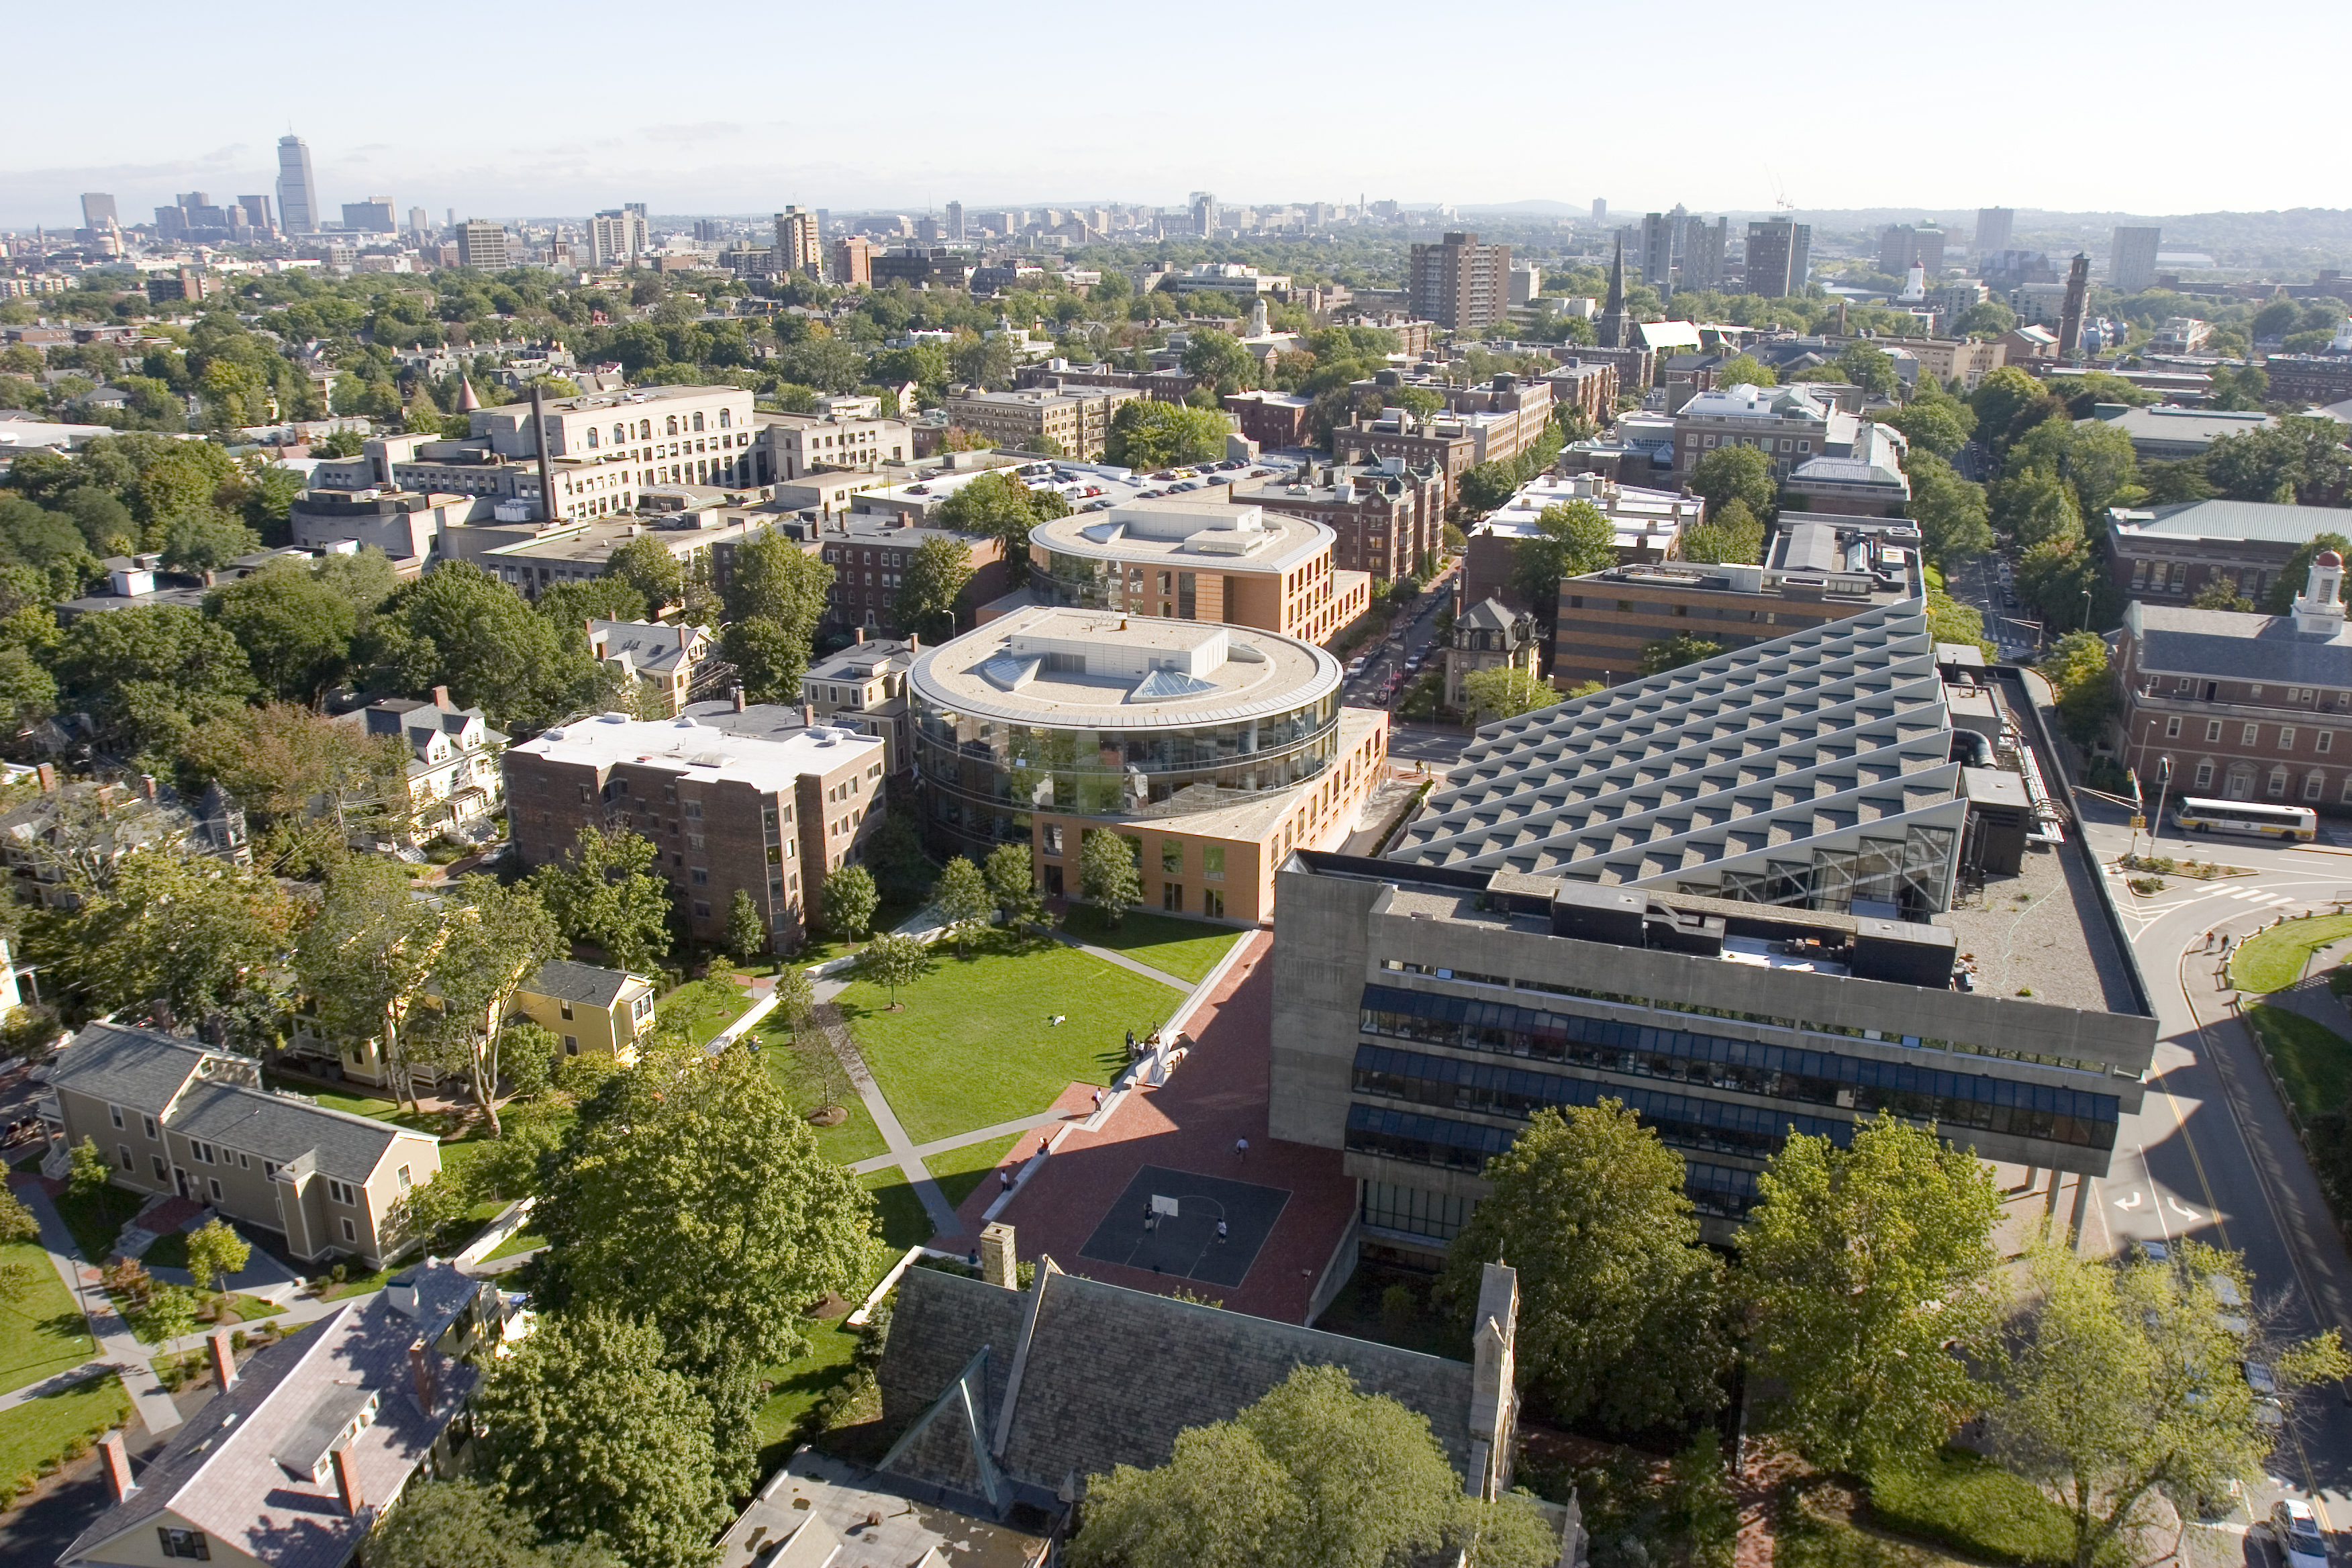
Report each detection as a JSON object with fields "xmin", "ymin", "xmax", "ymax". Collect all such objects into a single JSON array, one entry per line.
[
  {"xmin": 2244, "ymin": 724, "xmax": 2261, "ymax": 746},
  {"xmin": 192, "ymin": 1142, "xmax": 212, "ymax": 1165},
  {"xmin": 1163, "ymin": 882, "xmax": 1184, "ymax": 912},
  {"xmin": 1204, "ymin": 887, "xmax": 1224, "ymax": 918},
  {"xmin": 2281, "ymin": 728, "xmax": 2297, "ymax": 750},
  {"xmin": 684, "ymin": 800, "xmax": 703, "ymax": 818},
  {"xmin": 109, "ymin": 1104, "xmax": 123, "ymax": 1130},
  {"xmin": 559, "ymin": 1001, "xmax": 574, "ymax": 1020},
  {"xmin": 327, "ymin": 1179, "xmax": 354, "ymax": 1206},
  {"xmin": 694, "ymin": 900, "xmax": 712, "ymax": 918},
  {"xmin": 397, "ymin": 1165, "xmax": 411, "ymax": 1191},
  {"xmin": 118, "ymin": 1144, "xmax": 132, "ymax": 1171},
  {"xmin": 2306, "ymin": 773, "xmax": 2326, "ymax": 801},
  {"xmin": 342, "ymin": 1218, "xmax": 357, "ymax": 1243},
  {"xmin": 2196, "ymin": 760, "xmax": 2215, "ymax": 788},
  {"xmin": 152, "ymin": 1155, "xmax": 167, "ymax": 1181},
  {"xmin": 157, "ymin": 1528, "xmax": 211, "ymax": 1561},
  {"xmin": 1161, "ymin": 840, "xmax": 1183, "ymax": 875},
  {"xmin": 2132, "ymin": 560, "xmax": 2148, "ymax": 589},
  {"xmin": 2323, "ymin": 732, "xmax": 2337, "ymax": 754},
  {"xmin": 1202, "ymin": 844, "xmax": 1226, "ymax": 881},
  {"xmin": 2206, "ymin": 720, "xmax": 2222, "ymax": 742},
  {"xmin": 208, "ymin": 1177, "xmax": 222, "ymax": 1202},
  {"xmin": 1042, "ymin": 824, "xmax": 1063, "ymax": 856},
  {"xmin": 565, "ymin": 1035, "xmax": 579, "ymax": 1055},
  {"xmin": 691, "ymin": 867, "xmax": 709, "ymax": 885},
  {"xmin": 143, "ymin": 1116, "xmax": 157, "ymax": 1140},
  {"xmin": 2165, "ymin": 716, "xmax": 2180, "ymax": 738}
]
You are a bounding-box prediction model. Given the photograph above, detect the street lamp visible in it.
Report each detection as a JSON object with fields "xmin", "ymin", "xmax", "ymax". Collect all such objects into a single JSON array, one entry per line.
[
  {"xmin": 2151, "ymin": 754, "xmax": 2174, "ymax": 859},
  {"xmin": 2079, "ymin": 589, "xmax": 2093, "ymax": 632}
]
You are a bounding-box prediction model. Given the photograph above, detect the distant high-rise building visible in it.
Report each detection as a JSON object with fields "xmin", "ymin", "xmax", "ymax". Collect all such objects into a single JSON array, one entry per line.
[
  {"xmin": 456, "ymin": 220, "xmax": 509, "ymax": 271},
  {"xmin": 79, "ymin": 193, "xmax": 117, "ymax": 231},
  {"xmin": 1190, "ymin": 191, "xmax": 1218, "ymax": 237},
  {"xmin": 946, "ymin": 201, "xmax": 964, "ymax": 242},
  {"xmin": 1877, "ymin": 224, "xmax": 1945, "ymax": 278},
  {"xmin": 1591, "ymin": 198, "xmax": 1607, "ymax": 227},
  {"xmin": 1974, "ymin": 207, "xmax": 2014, "ymax": 260},
  {"xmin": 238, "ymin": 195, "xmax": 274, "ymax": 236},
  {"xmin": 1683, "ymin": 217, "xmax": 1728, "ymax": 292},
  {"xmin": 815, "ymin": 209, "xmax": 830, "ymax": 238},
  {"xmin": 341, "ymin": 197, "xmax": 395, "ymax": 233},
  {"xmin": 774, "ymin": 207, "xmax": 822, "ymax": 278},
  {"xmin": 1640, "ymin": 213, "xmax": 1673, "ymax": 293},
  {"xmin": 409, "ymin": 206, "xmax": 430, "ymax": 242},
  {"xmin": 830, "ymin": 236, "xmax": 874, "ymax": 287},
  {"xmin": 275, "ymin": 135, "xmax": 318, "ymax": 235},
  {"xmin": 1745, "ymin": 217, "xmax": 1811, "ymax": 299},
  {"xmin": 1410, "ymin": 230, "xmax": 1511, "ymax": 333},
  {"xmin": 591, "ymin": 208, "xmax": 650, "ymax": 267},
  {"xmin": 2110, "ymin": 226, "xmax": 2162, "ymax": 293}
]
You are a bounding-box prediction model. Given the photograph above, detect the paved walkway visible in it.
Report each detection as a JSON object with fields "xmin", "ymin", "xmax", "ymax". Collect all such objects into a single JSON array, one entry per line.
[
  {"xmin": 9, "ymin": 1177, "xmax": 185, "ymax": 1434},
  {"xmin": 1043, "ymin": 930, "xmax": 1195, "ymax": 992},
  {"xmin": 845, "ymin": 1107, "xmax": 1080, "ymax": 1177},
  {"xmin": 806, "ymin": 996, "xmax": 965, "ymax": 1239}
]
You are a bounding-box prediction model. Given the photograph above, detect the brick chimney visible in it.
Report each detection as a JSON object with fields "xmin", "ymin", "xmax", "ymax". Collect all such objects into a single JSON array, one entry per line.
[
  {"xmin": 979, "ymin": 1222, "xmax": 1018, "ymax": 1289},
  {"xmin": 332, "ymin": 1443, "xmax": 365, "ymax": 1516},
  {"xmin": 432, "ymin": 685, "xmax": 453, "ymax": 710},
  {"xmin": 34, "ymin": 763, "xmax": 54, "ymax": 793},
  {"xmin": 409, "ymin": 1338, "xmax": 434, "ymax": 1412},
  {"xmin": 208, "ymin": 1329, "xmax": 236, "ymax": 1391},
  {"xmin": 732, "ymin": 685, "xmax": 746, "ymax": 712},
  {"xmin": 799, "ymin": 703, "xmax": 814, "ymax": 728},
  {"xmin": 99, "ymin": 1430, "xmax": 135, "ymax": 1501}
]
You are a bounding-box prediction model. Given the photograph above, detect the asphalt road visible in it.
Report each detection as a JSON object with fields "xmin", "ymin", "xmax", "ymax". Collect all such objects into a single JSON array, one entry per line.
[
  {"xmin": 1945, "ymin": 547, "xmax": 2046, "ymax": 660},
  {"xmin": 2074, "ymin": 799, "xmax": 2352, "ymax": 1546}
]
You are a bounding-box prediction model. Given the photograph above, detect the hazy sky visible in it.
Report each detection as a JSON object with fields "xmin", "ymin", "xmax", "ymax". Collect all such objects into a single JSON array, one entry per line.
[{"xmin": 5, "ymin": 0, "xmax": 2337, "ymax": 229}]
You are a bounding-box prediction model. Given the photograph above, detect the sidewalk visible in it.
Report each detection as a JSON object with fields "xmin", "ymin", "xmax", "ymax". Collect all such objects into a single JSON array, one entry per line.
[
  {"xmin": 7, "ymin": 1177, "xmax": 185, "ymax": 1434},
  {"xmin": 1042, "ymin": 930, "xmax": 1193, "ymax": 993}
]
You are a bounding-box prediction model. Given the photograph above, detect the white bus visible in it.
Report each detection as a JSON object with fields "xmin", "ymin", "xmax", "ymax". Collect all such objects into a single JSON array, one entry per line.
[{"xmin": 2171, "ymin": 797, "xmax": 2317, "ymax": 842}]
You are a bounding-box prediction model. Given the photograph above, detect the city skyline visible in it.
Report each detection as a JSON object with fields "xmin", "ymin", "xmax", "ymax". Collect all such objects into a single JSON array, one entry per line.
[{"xmin": 3, "ymin": 0, "xmax": 2339, "ymax": 228}]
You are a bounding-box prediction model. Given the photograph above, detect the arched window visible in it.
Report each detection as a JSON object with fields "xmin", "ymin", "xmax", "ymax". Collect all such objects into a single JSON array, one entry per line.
[
  {"xmin": 638, "ymin": 420, "xmax": 650, "ymax": 440},
  {"xmin": 585, "ymin": 427, "xmax": 599, "ymax": 449},
  {"xmin": 666, "ymin": 415, "xmax": 679, "ymax": 436},
  {"xmin": 612, "ymin": 424, "xmax": 625, "ymax": 444},
  {"xmin": 718, "ymin": 408, "xmax": 732, "ymax": 429},
  {"xmin": 691, "ymin": 411, "xmax": 705, "ymax": 432}
]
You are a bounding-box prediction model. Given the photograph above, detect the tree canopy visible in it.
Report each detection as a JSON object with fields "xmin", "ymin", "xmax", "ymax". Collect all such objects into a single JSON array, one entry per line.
[
  {"xmin": 1104, "ymin": 399, "xmax": 1233, "ymax": 471},
  {"xmin": 1509, "ymin": 500, "xmax": 1618, "ymax": 611},
  {"xmin": 1687, "ymin": 446, "xmax": 1775, "ymax": 519}
]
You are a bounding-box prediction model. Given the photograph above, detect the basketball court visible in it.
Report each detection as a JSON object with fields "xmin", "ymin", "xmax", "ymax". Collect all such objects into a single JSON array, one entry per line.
[{"xmin": 1076, "ymin": 1164, "xmax": 1291, "ymax": 1289}]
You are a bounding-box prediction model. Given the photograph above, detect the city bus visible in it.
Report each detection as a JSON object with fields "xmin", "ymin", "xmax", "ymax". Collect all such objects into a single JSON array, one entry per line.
[{"xmin": 2171, "ymin": 797, "xmax": 2318, "ymax": 842}]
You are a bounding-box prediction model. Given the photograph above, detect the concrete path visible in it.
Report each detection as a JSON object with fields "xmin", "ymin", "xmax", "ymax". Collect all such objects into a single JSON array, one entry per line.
[
  {"xmin": 1044, "ymin": 930, "xmax": 1193, "ymax": 993},
  {"xmin": 845, "ymin": 1106, "xmax": 1079, "ymax": 1177},
  {"xmin": 9, "ymin": 1179, "xmax": 185, "ymax": 1434},
  {"xmin": 806, "ymin": 997, "xmax": 964, "ymax": 1239}
]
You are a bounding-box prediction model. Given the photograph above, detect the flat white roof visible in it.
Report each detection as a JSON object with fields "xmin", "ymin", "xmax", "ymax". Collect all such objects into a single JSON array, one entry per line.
[{"xmin": 511, "ymin": 712, "xmax": 877, "ymax": 793}]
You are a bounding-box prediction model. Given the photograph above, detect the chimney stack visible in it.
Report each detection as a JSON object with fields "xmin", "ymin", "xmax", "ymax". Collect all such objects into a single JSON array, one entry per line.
[
  {"xmin": 799, "ymin": 703, "xmax": 814, "ymax": 728},
  {"xmin": 140, "ymin": 773, "xmax": 156, "ymax": 802},
  {"xmin": 432, "ymin": 685, "xmax": 452, "ymax": 709},
  {"xmin": 332, "ymin": 1443, "xmax": 365, "ymax": 1516},
  {"xmin": 979, "ymin": 1222, "xmax": 1018, "ymax": 1289},
  {"xmin": 732, "ymin": 685, "xmax": 746, "ymax": 712},
  {"xmin": 36, "ymin": 763, "xmax": 54, "ymax": 793},
  {"xmin": 409, "ymin": 1337, "xmax": 434, "ymax": 1412},
  {"xmin": 208, "ymin": 1329, "xmax": 236, "ymax": 1391},
  {"xmin": 99, "ymin": 1430, "xmax": 135, "ymax": 1501}
]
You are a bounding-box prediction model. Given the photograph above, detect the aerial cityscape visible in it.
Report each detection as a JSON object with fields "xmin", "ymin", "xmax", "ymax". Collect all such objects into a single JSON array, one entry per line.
[{"xmin": 6, "ymin": 17, "xmax": 2352, "ymax": 1565}]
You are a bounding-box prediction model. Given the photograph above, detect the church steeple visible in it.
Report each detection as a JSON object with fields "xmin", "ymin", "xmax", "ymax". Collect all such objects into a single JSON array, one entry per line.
[{"xmin": 1598, "ymin": 237, "xmax": 1630, "ymax": 349}]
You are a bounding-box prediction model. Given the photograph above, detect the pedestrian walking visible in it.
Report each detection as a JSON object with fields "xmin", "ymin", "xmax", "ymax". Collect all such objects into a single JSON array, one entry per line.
[
  {"xmin": 1091, "ymin": 1088, "xmax": 1104, "ymax": 1112},
  {"xmin": 1235, "ymin": 1136, "xmax": 1248, "ymax": 1163},
  {"xmin": 1144, "ymin": 1202, "xmax": 1155, "ymax": 1232},
  {"xmin": 1216, "ymin": 1220, "xmax": 1228, "ymax": 1244},
  {"xmin": 1038, "ymin": 1135, "xmax": 1050, "ymax": 1159},
  {"xmin": 999, "ymin": 1168, "xmax": 1014, "ymax": 1194}
]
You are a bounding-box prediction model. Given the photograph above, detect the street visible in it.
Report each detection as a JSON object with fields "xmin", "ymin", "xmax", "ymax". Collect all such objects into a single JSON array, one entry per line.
[
  {"xmin": 1945, "ymin": 544, "xmax": 2044, "ymax": 660},
  {"xmin": 2071, "ymin": 799, "xmax": 2352, "ymax": 1550}
]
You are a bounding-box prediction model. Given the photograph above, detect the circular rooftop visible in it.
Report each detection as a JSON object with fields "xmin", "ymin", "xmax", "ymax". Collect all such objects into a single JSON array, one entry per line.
[{"xmin": 909, "ymin": 605, "xmax": 1340, "ymax": 731}]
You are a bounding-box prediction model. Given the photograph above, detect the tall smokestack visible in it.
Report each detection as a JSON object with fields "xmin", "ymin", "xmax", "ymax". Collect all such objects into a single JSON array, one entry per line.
[{"xmin": 530, "ymin": 381, "xmax": 556, "ymax": 524}]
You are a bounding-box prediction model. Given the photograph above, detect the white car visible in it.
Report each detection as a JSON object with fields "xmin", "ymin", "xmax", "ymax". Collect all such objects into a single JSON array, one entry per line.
[{"xmin": 2267, "ymin": 1500, "xmax": 2329, "ymax": 1568}]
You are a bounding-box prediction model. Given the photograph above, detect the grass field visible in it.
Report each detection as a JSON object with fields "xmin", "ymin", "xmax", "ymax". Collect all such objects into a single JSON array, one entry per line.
[
  {"xmin": 482, "ymin": 1226, "xmax": 546, "ymax": 1263},
  {"xmin": 750, "ymin": 1318, "xmax": 863, "ymax": 1473},
  {"xmin": 1060, "ymin": 906, "xmax": 1243, "ymax": 985},
  {"xmin": 838, "ymin": 933, "xmax": 1164, "ymax": 1144},
  {"xmin": 750, "ymin": 1028, "xmax": 889, "ymax": 1165},
  {"xmin": 1867, "ymin": 1449, "xmax": 2116, "ymax": 1568},
  {"xmin": 2246, "ymin": 1004, "xmax": 2352, "ymax": 1120},
  {"xmin": 862, "ymin": 1171, "xmax": 933, "ymax": 1252},
  {"xmin": 49, "ymin": 1183, "xmax": 143, "ymax": 1264},
  {"xmin": 926, "ymin": 1133, "xmax": 1022, "ymax": 1210},
  {"xmin": 0, "ymin": 1237, "xmax": 95, "ymax": 1391},
  {"xmin": 2230, "ymin": 914, "xmax": 2352, "ymax": 993},
  {"xmin": 0, "ymin": 1372, "xmax": 128, "ymax": 1491},
  {"xmin": 656, "ymin": 977, "xmax": 756, "ymax": 1046}
]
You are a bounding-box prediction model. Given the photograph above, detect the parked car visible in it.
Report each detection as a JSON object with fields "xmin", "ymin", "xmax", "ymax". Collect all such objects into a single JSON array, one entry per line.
[{"xmin": 2266, "ymin": 1500, "xmax": 2328, "ymax": 1568}]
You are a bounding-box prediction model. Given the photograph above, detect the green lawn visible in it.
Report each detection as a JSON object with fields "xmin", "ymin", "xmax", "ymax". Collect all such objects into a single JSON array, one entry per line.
[
  {"xmin": 926, "ymin": 1134, "xmax": 1022, "ymax": 1210},
  {"xmin": 751, "ymin": 1318, "xmax": 863, "ymax": 1473},
  {"xmin": 50, "ymin": 1183, "xmax": 142, "ymax": 1263},
  {"xmin": 0, "ymin": 1237, "xmax": 96, "ymax": 1390},
  {"xmin": 794, "ymin": 897, "xmax": 930, "ymax": 969},
  {"xmin": 2230, "ymin": 914, "xmax": 2352, "ymax": 993},
  {"xmin": 482, "ymin": 1226, "xmax": 546, "ymax": 1263},
  {"xmin": 140, "ymin": 1230, "xmax": 189, "ymax": 1271},
  {"xmin": 750, "ymin": 1028, "xmax": 889, "ymax": 1165},
  {"xmin": 0, "ymin": 1372, "xmax": 128, "ymax": 1492},
  {"xmin": 839, "ymin": 933, "xmax": 1167, "ymax": 1145},
  {"xmin": 656, "ymin": 977, "xmax": 756, "ymax": 1046},
  {"xmin": 1868, "ymin": 1448, "xmax": 2124, "ymax": 1568},
  {"xmin": 861, "ymin": 1171, "xmax": 934, "ymax": 1252},
  {"xmin": 2246, "ymin": 1005, "xmax": 2352, "ymax": 1120},
  {"xmin": 1060, "ymin": 906, "xmax": 1244, "ymax": 985}
]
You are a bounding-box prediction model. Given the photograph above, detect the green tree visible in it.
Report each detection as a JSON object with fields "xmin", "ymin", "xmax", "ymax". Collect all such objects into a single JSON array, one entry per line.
[
  {"xmin": 160, "ymin": 513, "xmax": 260, "ymax": 577},
  {"xmin": 56, "ymin": 850, "xmax": 297, "ymax": 1031},
  {"xmin": 2038, "ymin": 629, "xmax": 2121, "ymax": 744},
  {"xmin": 368, "ymin": 1479, "xmax": 616, "ymax": 1568},
  {"xmin": 476, "ymin": 1308, "xmax": 730, "ymax": 1568},
  {"xmin": 1837, "ymin": 344, "xmax": 1900, "ymax": 401},
  {"xmin": 1508, "ymin": 500, "xmax": 1618, "ymax": 609},
  {"xmin": 2206, "ymin": 418, "xmax": 2352, "ymax": 506},
  {"xmin": 179, "ymin": 702, "xmax": 412, "ymax": 870},
  {"xmin": 1069, "ymin": 1364, "xmax": 1557, "ymax": 1568},
  {"xmin": 2264, "ymin": 532, "xmax": 2352, "ymax": 614},
  {"xmin": 143, "ymin": 1283, "xmax": 199, "ymax": 1343},
  {"xmin": 1179, "ymin": 328, "xmax": 1257, "ymax": 396},
  {"xmin": 499, "ymin": 1023, "xmax": 557, "ymax": 1103},
  {"xmin": 1677, "ymin": 498, "xmax": 1765, "ymax": 566},
  {"xmin": 53, "ymin": 603, "xmax": 257, "ymax": 758},
  {"xmin": 2193, "ymin": 579, "xmax": 2254, "ymax": 612},
  {"xmin": 1714, "ymin": 352, "xmax": 1777, "ymax": 390},
  {"xmin": 602, "ymin": 534, "xmax": 685, "ymax": 616},
  {"xmin": 1440, "ymin": 1103, "xmax": 1728, "ymax": 1432},
  {"xmin": 1954, "ymin": 300, "xmax": 2016, "ymax": 338},
  {"xmin": 1079, "ymin": 828, "xmax": 1142, "ymax": 926},
  {"xmin": 205, "ymin": 558, "xmax": 363, "ymax": 703},
  {"xmin": 294, "ymin": 856, "xmax": 453, "ymax": 1111},
  {"xmin": 420, "ymin": 877, "xmax": 562, "ymax": 1137},
  {"xmin": 1688, "ymin": 445, "xmax": 1775, "ymax": 518},
  {"xmin": 724, "ymin": 889, "xmax": 767, "ymax": 963},
  {"xmin": 1991, "ymin": 1238, "xmax": 2350, "ymax": 1568},
  {"xmin": 184, "ymin": 1218, "xmax": 251, "ymax": 1297},
  {"xmin": 820, "ymin": 861, "xmax": 878, "ymax": 942},
  {"xmin": 1456, "ymin": 460, "xmax": 1526, "ymax": 518},
  {"xmin": 857, "ymin": 930, "xmax": 928, "ymax": 1006},
  {"xmin": 534, "ymin": 577, "xmax": 646, "ymax": 632},
  {"xmin": 1928, "ymin": 589, "xmax": 1994, "ymax": 660},
  {"xmin": 362, "ymin": 562, "xmax": 602, "ymax": 732},
  {"xmin": 1905, "ymin": 454, "xmax": 1994, "ymax": 566},
  {"xmin": 718, "ymin": 529, "xmax": 832, "ymax": 703},
  {"xmin": 0, "ymin": 1191, "xmax": 38, "ymax": 1304},
  {"xmin": 933, "ymin": 854, "xmax": 993, "ymax": 956},
  {"xmin": 1103, "ymin": 399, "xmax": 1232, "ymax": 471},
  {"xmin": 1743, "ymin": 1114, "xmax": 2005, "ymax": 1476},
  {"xmin": 1881, "ymin": 396, "xmax": 1974, "ymax": 460},
  {"xmin": 984, "ymin": 841, "xmax": 1044, "ymax": 933},
  {"xmin": 893, "ymin": 534, "xmax": 973, "ymax": 642},
  {"xmin": 1640, "ymin": 632, "xmax": 1725, "ymax": 674},
  {"xmin": 935, "ymin": 469, "xmax": 1060, "ymax": 555},
  {"xmin": 68, "ymin": 1136, "xmax": 111, "ymax": 1203},
  {"xmin": 1996, "ymin": 469, "xmax": 2084, "ymax": 550},
  {"xmin": 528, "ymin": 828, "xmax": 673, "ymax": 977},
  {"xmin": 1459, "ymin": 665, "xmax": 1555, "ymax": 724}
]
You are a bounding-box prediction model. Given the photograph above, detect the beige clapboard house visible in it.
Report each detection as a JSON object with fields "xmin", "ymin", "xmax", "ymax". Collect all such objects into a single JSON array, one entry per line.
[{"xmin": 43, "ymin": 1024, "xmax": 442, "ymax": 1269}]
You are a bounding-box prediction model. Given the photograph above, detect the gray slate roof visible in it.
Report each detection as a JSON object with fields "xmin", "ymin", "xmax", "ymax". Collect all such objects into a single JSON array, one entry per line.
[
  {"xmin": 59, "ymin": 1264, "xmax": 483, "ymax": 1568},
  {"xmin": 525, "ymin": 958, "xmax": 639, "ymax": 1009},
  {"xmin": 43, "ymin": 1022, "xmax": 210, "ymax": 1112},
  {"xmin": 2111, "ymin": 498, "xmax": 2352, "ymax": 546},
  {"xmin": 877, "ymin": 1266, "xmax": 1478, "ymax": 1502},
  {"xmin": 1457, "ymin": 597, "xmax": 1521, "ymax": 632},
  {"xmin": 2124, "ymin": 601, "xmax": 2352, "ymax": 685}
]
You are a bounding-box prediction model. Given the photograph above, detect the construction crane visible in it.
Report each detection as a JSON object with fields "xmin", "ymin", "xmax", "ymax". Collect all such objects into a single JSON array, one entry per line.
[{"xmin": 1766, "ymin": 166, "xmax": 1796, "ymax": 211}]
